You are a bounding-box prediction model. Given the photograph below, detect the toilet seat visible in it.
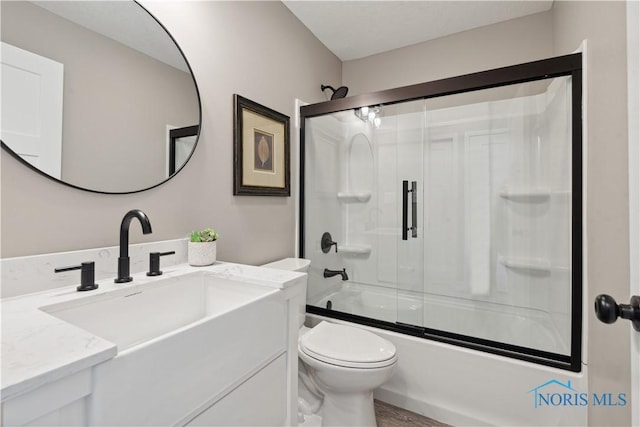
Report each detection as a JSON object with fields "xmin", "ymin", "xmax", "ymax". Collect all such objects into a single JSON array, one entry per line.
[{"xmin": 299, "ymin": 321, "xmax": 397, "ymax": 369}]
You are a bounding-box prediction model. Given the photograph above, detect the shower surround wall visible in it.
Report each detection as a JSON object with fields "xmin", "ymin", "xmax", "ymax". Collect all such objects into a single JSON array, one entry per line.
[{"xmin": 304, "ymin": 113, "xmax": 375, "ymax": 303}]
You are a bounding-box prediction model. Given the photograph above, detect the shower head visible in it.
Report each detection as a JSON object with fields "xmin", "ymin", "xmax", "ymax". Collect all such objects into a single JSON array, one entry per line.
[{"xmin": 321, "ymin": 84, "xmax": 349, "ymax": 100}]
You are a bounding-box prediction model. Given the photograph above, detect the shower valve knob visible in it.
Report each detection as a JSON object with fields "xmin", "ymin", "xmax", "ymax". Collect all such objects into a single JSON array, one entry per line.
[
  {"xmin": 594, "ymin": 294, "xmax": 640, "ymax": 332},
  {"xmin": 321, "ymin": 232, "xmax": 338, "ymax": 253}
]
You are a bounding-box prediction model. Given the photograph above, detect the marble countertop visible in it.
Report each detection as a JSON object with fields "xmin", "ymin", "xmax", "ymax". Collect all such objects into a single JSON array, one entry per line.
[{"xmin": 1, "ymin": 261, "xmax": 305, "ymax": 402}]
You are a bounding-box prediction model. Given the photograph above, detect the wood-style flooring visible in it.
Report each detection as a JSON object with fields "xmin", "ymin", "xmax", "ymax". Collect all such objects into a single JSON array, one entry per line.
[{"xmin": 374, "ymin": 400, "xmax": 452, "ymax": 427}]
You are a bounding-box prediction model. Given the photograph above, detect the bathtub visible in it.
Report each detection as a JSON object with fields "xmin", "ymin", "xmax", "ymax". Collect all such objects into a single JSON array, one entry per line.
[
  {"xmin": 314, "ymin": 282, "xmax": 569, "ymax": 355},
  {"xmin": 307, "ymin": 284, "xmax": 587, "ymax": 426}
]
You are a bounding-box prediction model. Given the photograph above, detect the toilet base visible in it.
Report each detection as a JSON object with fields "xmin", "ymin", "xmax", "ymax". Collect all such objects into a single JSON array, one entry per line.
[{"xmin": 321, "ymin": 390, "xmax": 376, "ymax": 427}]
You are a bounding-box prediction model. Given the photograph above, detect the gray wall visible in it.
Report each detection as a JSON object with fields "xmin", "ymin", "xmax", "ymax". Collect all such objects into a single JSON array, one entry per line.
[
  {"xmin": 552, "ymin": 2, "xmax": 630, "ymax": 426},
  {"xmin": 343, "ymin": 10, "xmax": 553, "ymax": 95},
  {"xmin": 343, "ymin": 3, "xmax": 631, "ymax": 426},
  {"xmin": 0, "ymin": 1, "xmax": 341, "ymax": 263}
]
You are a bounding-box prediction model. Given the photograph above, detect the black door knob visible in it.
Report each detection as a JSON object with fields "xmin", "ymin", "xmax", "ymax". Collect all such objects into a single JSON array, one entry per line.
[{"xmin": 594, "ymin": 294, "xmax": 640, "ymax": 332}]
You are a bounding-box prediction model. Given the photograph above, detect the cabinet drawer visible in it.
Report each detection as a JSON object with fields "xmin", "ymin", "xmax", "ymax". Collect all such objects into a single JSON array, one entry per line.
[{"xmin": 187, "ymin": 354, "xmax": 287, "ymax": 426}]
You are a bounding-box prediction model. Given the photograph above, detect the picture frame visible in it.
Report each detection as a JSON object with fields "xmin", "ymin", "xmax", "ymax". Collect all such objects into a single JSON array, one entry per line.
[{"xmin": 233, "ymin": 94, "xmax": 290, "ymax": 196}]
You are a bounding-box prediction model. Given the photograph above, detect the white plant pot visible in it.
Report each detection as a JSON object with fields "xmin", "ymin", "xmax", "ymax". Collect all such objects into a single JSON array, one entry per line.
[{"xmin": 188, "ymin": 241, "xmax": 217, "ymax": 266}]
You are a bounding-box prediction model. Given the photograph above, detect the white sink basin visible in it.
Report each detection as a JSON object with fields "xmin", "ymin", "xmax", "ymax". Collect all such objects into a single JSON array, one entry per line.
[{"xmin": 40, "ymin": 271, "xmax": 274, "ymax": 351}]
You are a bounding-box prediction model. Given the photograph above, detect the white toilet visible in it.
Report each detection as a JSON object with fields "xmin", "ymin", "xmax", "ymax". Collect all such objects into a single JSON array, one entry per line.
[{"xmin": 261, "ymin": 258, "xmax": 398, "ymax": 427}]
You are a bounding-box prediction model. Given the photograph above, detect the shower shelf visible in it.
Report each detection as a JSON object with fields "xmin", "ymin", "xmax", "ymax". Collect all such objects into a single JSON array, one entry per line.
[
  {"xmin": 337, "ymin": 192, "xmax": 371, "ymax": 202},
  {"xmin": 498, "ymin": 189, "xmax": 571, "ymax": 202},
  {"xmin": 499, "ymin": 256, "xmax": 551, "ymax": 272},
  {"xmin": 339, "ymin": 244, "xmax": 372, "ymax": 256}
]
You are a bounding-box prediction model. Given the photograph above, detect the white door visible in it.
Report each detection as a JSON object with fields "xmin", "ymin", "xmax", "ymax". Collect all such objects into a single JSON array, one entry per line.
[
  {"xmin": 1, "ymin": 42, "xmax": 63, "ymax": 179},
  {"xmin": 627, "ymin": 2, "xmax": 640, "ymax": 425}
]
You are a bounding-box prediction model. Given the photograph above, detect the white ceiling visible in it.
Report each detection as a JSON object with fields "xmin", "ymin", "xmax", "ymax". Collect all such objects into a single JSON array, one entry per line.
[{"xmin": 282, "ymin": 1, "xmax": 554, "ymax": 61}]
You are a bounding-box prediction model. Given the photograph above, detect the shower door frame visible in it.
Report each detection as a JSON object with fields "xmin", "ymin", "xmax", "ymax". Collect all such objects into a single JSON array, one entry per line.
[{"xmin": 299, "ymin": 53, "xmax": 583, "ymax": 372}]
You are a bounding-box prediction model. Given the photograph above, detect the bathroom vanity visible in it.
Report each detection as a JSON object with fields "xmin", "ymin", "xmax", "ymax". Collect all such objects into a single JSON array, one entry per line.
[{"xmin": 1, "ymin": 262, "xmax": 305, "ymax": 426}]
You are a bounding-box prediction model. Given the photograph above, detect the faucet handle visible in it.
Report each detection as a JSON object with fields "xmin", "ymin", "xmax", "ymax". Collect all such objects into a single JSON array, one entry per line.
[
  {"xmin": 147, "ymin": 251, "xmax": 175, "ymax": 276},
  {"xmin": 55, "ymin": 262, "xmax": 99, "ymax": 292},
  {"xmin": 321, "ymin": 232, "xmax": 338, "ymax": 253}
]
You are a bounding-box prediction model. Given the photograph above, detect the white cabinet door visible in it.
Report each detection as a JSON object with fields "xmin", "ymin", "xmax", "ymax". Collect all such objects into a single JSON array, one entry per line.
[{"xmin": 1, "ymin": 42, "xmax": 63, "ymax": 179}]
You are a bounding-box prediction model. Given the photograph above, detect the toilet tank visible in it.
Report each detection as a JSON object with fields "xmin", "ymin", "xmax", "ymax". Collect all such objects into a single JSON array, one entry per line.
[{"xmin": 261, "ymin": 258, "xmax": 309, "ymax": 328}]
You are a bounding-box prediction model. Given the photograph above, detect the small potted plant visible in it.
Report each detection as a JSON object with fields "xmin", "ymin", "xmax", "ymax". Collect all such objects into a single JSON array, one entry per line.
[{"xmin": 188, "ymin": 228, "xmax": 219, "ymax": 266}]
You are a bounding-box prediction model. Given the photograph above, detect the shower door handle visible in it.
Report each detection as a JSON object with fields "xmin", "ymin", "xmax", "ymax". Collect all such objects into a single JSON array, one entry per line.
[
  {"xmin": 410, "ymin": 181, "xmax": 418, "ymax": 238},
  {"xmin": 402, "ymin": 180, "xmax": 418, "ymax": 240}
]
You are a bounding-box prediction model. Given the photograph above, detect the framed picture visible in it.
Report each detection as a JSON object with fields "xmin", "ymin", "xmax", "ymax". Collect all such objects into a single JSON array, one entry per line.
[{"xmin": 233, "ymin": 94, "xmax": 290, "ymax": 196}]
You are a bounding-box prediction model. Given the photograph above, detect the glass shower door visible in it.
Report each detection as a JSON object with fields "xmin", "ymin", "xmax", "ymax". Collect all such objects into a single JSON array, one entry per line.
[
  {"xmin": 378, "ymin": 76, "xmax": 574, "ymax": 357},
  {"xmin": 371, "ymin": 101, "xmax": 426, "ymax": 328},
  {"xmin": 300, "ymin": 53, "xmax": 581, "ymax": 370},
  {"xmin": 418, "ymin": 77, "xmax": 574, "ymax": 355}
]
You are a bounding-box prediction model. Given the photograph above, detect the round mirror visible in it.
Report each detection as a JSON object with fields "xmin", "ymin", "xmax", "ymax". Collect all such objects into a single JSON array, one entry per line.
[{"xmin": 0, "ymin": 0, "xmax": 201, "ymax": 194}]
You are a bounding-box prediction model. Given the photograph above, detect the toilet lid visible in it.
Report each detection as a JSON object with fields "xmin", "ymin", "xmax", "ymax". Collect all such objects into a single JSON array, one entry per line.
[{"xmin": 300, "ymin": 321, "xmax": 397, "ymax": 368}]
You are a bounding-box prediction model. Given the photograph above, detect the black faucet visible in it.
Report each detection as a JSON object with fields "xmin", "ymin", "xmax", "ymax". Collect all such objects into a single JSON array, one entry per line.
[
  {"xmin": 324, "ymin": 268, "xmax": 348, "ymax": 281},
  {"xmin": 115, "ymin": 209, "xmax": 152, "ymax": 283}
]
